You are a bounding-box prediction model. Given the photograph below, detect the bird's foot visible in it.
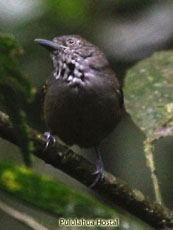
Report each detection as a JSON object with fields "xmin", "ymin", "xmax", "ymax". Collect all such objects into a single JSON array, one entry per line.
[
  {"xmin": 44, "ymin": 131, "xmax": 56, "ymax": 151},
  {"xmin": 90, "ymin": 153, "xmax": 104, "ymax": 188}
]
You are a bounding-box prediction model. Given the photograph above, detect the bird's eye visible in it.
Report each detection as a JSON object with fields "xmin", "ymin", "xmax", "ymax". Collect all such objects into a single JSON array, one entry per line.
[{"xmin": 66, "ymin": 38, "xmax": 76, "ymax": 46}]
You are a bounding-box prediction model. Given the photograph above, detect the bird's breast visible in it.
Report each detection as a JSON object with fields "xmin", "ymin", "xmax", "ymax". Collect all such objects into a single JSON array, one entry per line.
[{"xmin": 43, "ymin": 73, "xmax": 122, "ymax": 147}]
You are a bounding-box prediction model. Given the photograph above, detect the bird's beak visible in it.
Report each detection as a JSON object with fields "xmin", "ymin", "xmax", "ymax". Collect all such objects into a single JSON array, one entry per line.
[{"xmin": 34, "ymin": 38, "xmax": 61, "ymax": 52}]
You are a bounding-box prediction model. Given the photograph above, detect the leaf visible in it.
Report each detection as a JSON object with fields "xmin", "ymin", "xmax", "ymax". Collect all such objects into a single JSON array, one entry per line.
[
  {"xmin": 124, "ymin": 51, "xmax": 173, "ymax": 204},
  {"xmin": 124, "ymin": 50, "xmax": 173, "ymax": 140}
]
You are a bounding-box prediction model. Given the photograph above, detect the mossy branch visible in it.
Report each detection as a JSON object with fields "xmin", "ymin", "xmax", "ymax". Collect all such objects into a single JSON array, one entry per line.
[{"xmin": 0, "ymin": 110, "xmax": 173, "ymax": 229}]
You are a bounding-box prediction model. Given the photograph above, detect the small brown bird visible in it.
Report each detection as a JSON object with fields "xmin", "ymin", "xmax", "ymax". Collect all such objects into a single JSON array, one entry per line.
[{"xmin": 35, "ymin": 35, "xmax": 124, "ymax": 187}]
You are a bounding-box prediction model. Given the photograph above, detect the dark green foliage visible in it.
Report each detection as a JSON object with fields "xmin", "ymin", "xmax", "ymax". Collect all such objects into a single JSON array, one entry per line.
[
  {"xmin": 0, "ymin": 34, "xmax": 35, "ymax": 166},
  {"xmin": 46, "ymin": 0, "xmax": 155, "ymax": 29},
  {"xmin": 47, "ymin": 0, "xmax": 90, "ymax": 28}
]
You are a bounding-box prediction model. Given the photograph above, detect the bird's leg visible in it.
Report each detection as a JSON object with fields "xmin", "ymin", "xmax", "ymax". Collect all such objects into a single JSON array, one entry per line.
[
  {"xmin": 44, "ymin": 131, "xmax": 56, "ymax": 151},
  {"xmin": 90, "ymin": 146, "xmax": 104, "ymax": 188}
]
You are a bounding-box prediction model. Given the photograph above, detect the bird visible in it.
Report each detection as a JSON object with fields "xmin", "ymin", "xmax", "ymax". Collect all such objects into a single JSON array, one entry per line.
[{"xmin": 35, "ymin": 35, "xmax": 124, "ymax": 187}]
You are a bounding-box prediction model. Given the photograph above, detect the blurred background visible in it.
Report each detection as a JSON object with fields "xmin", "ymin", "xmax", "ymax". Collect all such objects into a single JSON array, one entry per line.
[{"xmin": 0, "ymin": 0, "xmax": 173, "ymax": 229}]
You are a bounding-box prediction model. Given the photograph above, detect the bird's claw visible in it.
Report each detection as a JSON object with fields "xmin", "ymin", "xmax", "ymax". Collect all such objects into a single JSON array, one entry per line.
[
  {"xmin": 92, "ymin": 168, "xmax": 104, "ymax": 178},
  {"xmin": 90, "ymin": 153, "xmax": 104, "ymax": 188},
  {"xmin": 44, "ymin": 131, "xmax": 56, "ymax": 151}
]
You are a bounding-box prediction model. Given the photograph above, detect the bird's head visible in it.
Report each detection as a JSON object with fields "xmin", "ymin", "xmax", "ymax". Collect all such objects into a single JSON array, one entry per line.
[{"xmin": 35, "ymin": 35, "xmax": 108, "ymax": 85}]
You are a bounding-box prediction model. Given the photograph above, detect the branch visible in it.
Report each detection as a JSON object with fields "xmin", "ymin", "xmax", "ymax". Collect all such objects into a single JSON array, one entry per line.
[{"xmin": 0, "ymin": 110, "xmax": 173, "ymax": 229}]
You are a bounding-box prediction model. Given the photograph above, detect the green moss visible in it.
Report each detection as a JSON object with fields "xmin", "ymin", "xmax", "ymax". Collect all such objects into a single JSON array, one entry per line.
[
  {"xmin": 0, "ymin": 161, "xmax": 154, "ymax": 229},
  {"xmin": 0, "ymin": 161, "xmax": 115, "ymax": 217}
]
